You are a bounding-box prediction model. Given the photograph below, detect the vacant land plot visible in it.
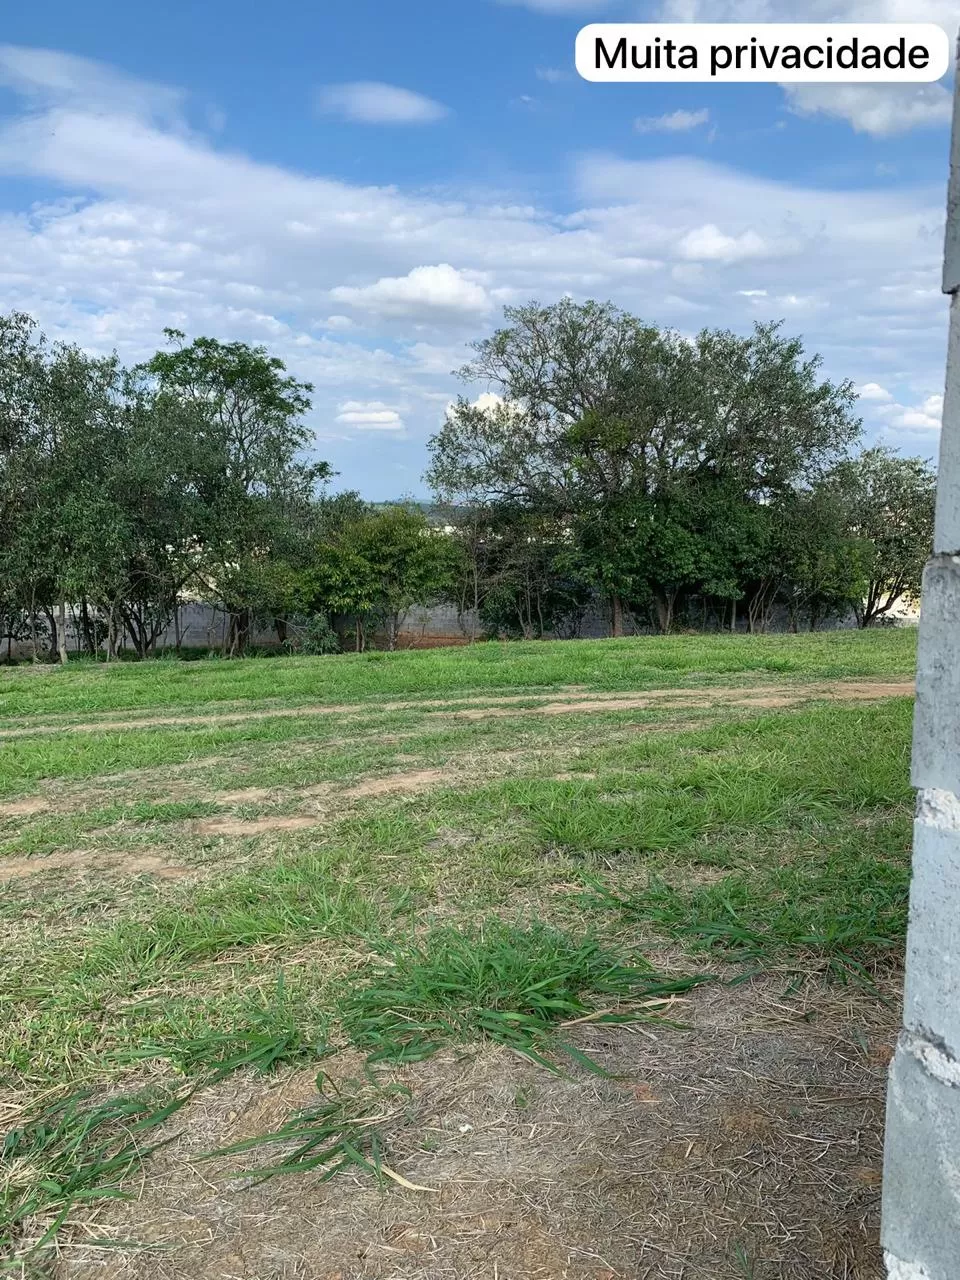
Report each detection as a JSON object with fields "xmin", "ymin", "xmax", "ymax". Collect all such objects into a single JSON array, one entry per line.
[{"xmin": 0, "ymin": 632, "xmax": 918, "ymax": 1279}]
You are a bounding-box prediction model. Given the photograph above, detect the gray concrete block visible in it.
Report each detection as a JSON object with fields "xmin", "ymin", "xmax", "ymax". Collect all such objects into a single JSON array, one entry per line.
[
  {"xmin": 903, "ymin": 815, "xmax": 960, "ymax": 1059},
  {"xmin": 882, "ymin": 1041, "xmax": 960, "ymax": 1279},
  {"xmin": 943, "ymin": 47, "xmax": 960, "ymax": 296},
  {"xmin": 934, "ymin": 311, "xmax": 960, "ymax": 555},
  {"xmin": 912, "ymin": 558, "xmax": 960, "ymax": 793}
]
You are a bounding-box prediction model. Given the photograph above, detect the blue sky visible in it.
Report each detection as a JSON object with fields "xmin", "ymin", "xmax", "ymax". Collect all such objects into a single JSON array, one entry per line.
[{"xmin": 0, "ymin": 0, "xmax": 956, "ymax": 498}]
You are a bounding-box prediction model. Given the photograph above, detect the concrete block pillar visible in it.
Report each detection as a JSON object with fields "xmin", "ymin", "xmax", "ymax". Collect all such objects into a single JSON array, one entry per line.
[{"xmin": 881, "ymin": 38, "xmax": 960, "ymax": 1280}]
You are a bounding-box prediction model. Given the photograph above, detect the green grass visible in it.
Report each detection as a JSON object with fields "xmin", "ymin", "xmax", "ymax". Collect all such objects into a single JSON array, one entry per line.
[
  {"xmin": 0, "ymin": 709, "xmax": 423, "ymax": 797},
  {"xmin": 1, "ymin": 1087, "xmax": 188, "ymax": 1263},
  {"xmin": 0, "ymin": 629, "xmax": 915, "ymax": 720},
  {"xmin": 340, "ymin": 919, "xmax": 706, "ymax": 1072},
  {"xmin": 0, "ymin": 632, "xmax": 918, "ymax": 1268},
  {"xmin": 585, "ymin": 818, "xmax": 910, "ymax": 983},
  {"xmin": 0, "ymin": 980, "xmax": 336, "ymax": 1266}
]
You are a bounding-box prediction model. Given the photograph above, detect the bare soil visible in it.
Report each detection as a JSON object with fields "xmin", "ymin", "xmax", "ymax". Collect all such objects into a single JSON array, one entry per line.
[
  {"xmin": 54, "ymin": 975, "xmax": 896, "ymax": 1280},
  {"xmin": 0, "ymin": 797, "xmax": 51, "ymax": 818},
  {"xmin": 195, "ymin": 815, "xmax": 322, "ymax": 838},
  {"xmin": 0, "ymin": 849, "xmax": 192, "ymax": 882},
  {"xmin": 451, "ymin": 681, "xmax": 913, "ymax": 721},
  {"xmin": 343, "ymin": 769, "xmax": 450, "ymax": 799},
  {"xmin": 207, "ymin": 788, "xmax": 275, "ymax": 806}
]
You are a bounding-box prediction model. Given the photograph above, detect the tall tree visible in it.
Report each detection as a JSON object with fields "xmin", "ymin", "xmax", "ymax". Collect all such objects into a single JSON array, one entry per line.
[
  {"xmin": 145, "ymin": 330, "xmax": 329, "ymax": 655},
  {"xmin": 828, "ymin": 447, "xmax": 936, "ymax": 628},
  {"xmin": 428, "ymin": 302, "xmax": 862, "ymax": 636}
]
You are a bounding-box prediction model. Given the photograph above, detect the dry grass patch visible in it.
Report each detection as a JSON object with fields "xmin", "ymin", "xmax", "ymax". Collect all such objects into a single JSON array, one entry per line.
[
  {"xmin": 53, "ymin": 976, "xmax": 895, "ymax": 1280},
  {"xmin": 342, "ymin": 769, "xmax": 451, "ymax": 800},
  {"xmin": 0, "ymin": 849, "xmax": 193, "ymax": 883},
  {"xmin": 195, "ymin": 815, "xmax": 321, "ymax": 838}
]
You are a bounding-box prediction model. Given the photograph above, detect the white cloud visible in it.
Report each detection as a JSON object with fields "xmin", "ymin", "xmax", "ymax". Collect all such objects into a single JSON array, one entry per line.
[
  {"xmin": 330, "ymin": 265, "xmax": 491, "ymax": 321},
  {"xmin": 335, "ymin": 400, "xmax": 405, "ymax": 431},
  {"xmin": 315, "ymin": 82, "xmax": 448, "ymax": 125},
  {"xmin": 739, "ymin": 288, "xmax": 767, "ymax": 297},
  {"xmin": 0, "ymin": 43, "xmax": 184, "ymax": 125},
  {"xmin": 857, "ymin": 382, "xmax": 893, "ymax": 402},
  {"xmin": 775, "ymin": 293, "xmax": 819, "ymax": 308},
  {"xmin": 445, "ymin": 390, "xmax": 524, "ymax": 420},
  {"xmin": 678, "ymin": 223, "xmax": 771, "ymax": 263},
  {"xmin": 654, "ymin": 0, "xmax": 956, "ymax": 136},
  {"xmin": 635, "ymin": 108, "xmax": 710, "ymax": 134},
  {"xmin": 472, "ymin": 392, "xmax": 509, "ymax": 414},
  {"xmin": 535, "ymin": 66, "xmax": 569, "ymax": 83},
  {"xmin": 784, "ymin": 85, "xmax": 952, "ymax": 138},
  {"xmin": 880, "ymin": 393, "xmax": 944, "ymax": 431},
  {"xmin": 657, "ymin": 0, "xmax": 960, "ymax": 26}
]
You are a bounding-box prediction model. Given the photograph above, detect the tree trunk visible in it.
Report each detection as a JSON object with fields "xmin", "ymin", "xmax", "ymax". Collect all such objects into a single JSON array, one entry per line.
[
  {"xmin": 610, "ymin": 592, "xmax": 624, "ymax": 638},
  {"xmin": 730, "ymin": 600, "xmax": 737, "ymax": 634},
  {"xmin": 747, "ymin": 582, "xmax": 775, "ymax": 635},
  {"xmin": 79, "ymin": 598, "xmax": 95, "ymax": 655},
  {"xmin": 106, "ymin": 603, "xmax": 116, "ymax": 662},
  {"xmin": 57, "ymin": 600, "xmax": 68, "ymax": 664},
  {"xmin": 138, "ymin": 605, "xmax": 149, "ymax": 660},
  {"xmin": 472, "ymin": 562, "xmax": 480, "ymax": 642},
  {"xmin": 653, "ymin": 591, "xmax": 674, "ymax": 634},
  {"xmin": 225, "ymin": 609, "xmax": 250, "ymax": 658}
]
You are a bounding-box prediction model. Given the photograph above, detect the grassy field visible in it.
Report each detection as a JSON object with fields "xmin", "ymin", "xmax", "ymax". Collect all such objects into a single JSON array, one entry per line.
[{"xmin": 0, "ymin": 631, "xmax": 918, "ymax": 1279}]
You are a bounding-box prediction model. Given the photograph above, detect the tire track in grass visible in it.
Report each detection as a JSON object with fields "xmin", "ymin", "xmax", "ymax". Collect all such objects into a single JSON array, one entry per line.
[{"xmin": 0, "ymin": 678, "xmax": 915, "ymax": 741}]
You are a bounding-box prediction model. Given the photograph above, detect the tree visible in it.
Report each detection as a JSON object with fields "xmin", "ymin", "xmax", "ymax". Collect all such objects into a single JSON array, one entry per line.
[
  {"xmin": 428, "ymin": 301, "xmax": 676, "ymax": 635},
  {"xmin": 311, "ymin": 503, "xmax": 456, "ymax": 651},
  {"xmin": 428, "ymin": 301, "xmax": 862, "ymax": 636},
  {"xmin": 0, "ymin": 313, "xmax": 56, "ymax": 658},
  {"xmin": 145, "ymin": 330, "xmax": 330, "ymax": 655},
  {"xmin": 778, "ymin": 483, "xmax": 870, "ymax": 631},
  {"xmin": 828, "ymin": 448, "xmax": 936, "ymax": 628},
  {"xmin": 5, "ymin": 339, "xmax": 128, "ymax": 662}
]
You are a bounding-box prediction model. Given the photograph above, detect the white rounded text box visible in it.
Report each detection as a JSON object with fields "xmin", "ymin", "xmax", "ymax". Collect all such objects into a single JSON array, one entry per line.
[{"xmin": 575, "ymin": 23, "xmax": 951, "ymax": 83}]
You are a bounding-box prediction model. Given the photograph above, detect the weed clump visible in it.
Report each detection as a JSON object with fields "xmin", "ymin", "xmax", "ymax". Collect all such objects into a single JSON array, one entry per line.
[{"xmin": 340, "ymin": 918, "xmax": 706, "ymax": 1072}]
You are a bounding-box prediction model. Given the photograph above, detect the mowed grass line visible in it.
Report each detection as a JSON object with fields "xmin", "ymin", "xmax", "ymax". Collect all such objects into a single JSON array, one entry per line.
[
  {"xmin": 0, "ymin": 629, "xmax": 916, "ymax": 721},
  {"xmin": 0, "ymin": 708, "xmax": 429, "ymax": 798}
]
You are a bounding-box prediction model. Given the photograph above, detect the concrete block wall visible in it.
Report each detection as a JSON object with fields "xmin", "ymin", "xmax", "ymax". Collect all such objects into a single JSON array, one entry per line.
[{"xmin": 3, "ymin": 595, "xmax": 915, "ymax": 661}]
